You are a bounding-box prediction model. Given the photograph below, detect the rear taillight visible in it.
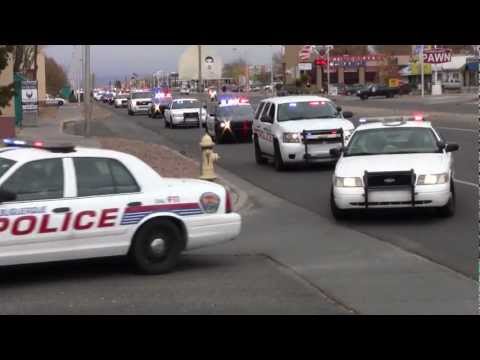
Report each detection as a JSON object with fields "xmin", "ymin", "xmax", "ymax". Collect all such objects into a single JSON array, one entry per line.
[{"xmin": 225, "ymin": 190, "xmax": 233, "ymax": 213}]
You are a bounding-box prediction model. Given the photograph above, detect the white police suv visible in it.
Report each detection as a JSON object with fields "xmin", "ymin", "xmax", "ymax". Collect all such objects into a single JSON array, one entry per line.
[
  {"xmin": 0, "ymin": 139, "xmax": 241, "ymax": 274},
  {"xmin": 252, "ymin": 96, "xmax": 355, "ymax": 171},
  {"xmin": 127, "ymin": 90, "xmax": 153, "ymax": 116},
  {"xmin": 329, "ymin": 115, "xmax": 459, "ymax": 219}
]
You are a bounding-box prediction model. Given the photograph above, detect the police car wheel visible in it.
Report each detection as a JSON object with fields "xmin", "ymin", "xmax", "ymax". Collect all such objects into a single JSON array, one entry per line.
[
  {"xmin": 273, "ymin": 141, "xmax": 286, "ymax": 171},
  {"xmin": 437, "ymin": 183, "xmax": 455, "ymax": 217},
  {"xmin": 254, "ymin": 136, "xmax": 267, "ymax": 165},
  {"xmin": 130, "ymin": 219, "xmax": 184, "ymax": 275},
  {"xmin": 330, "ymin": 189, "xmax": 350, "ymax": 220}
]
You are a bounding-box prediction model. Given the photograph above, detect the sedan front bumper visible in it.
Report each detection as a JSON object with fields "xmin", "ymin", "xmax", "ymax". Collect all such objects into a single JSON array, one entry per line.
[{"xmin": 333, "ymin": 183, "xmax": 451, "ymax": 209}]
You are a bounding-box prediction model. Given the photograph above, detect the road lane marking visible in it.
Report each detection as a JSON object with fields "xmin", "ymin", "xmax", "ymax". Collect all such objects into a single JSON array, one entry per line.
[
  {"xmin": 436, "ymin": 127, "xmax": 477, "ymax": 133},
  {"xmin": 453, "ymin": 179, "xmax": 478, "ymax": 188}
]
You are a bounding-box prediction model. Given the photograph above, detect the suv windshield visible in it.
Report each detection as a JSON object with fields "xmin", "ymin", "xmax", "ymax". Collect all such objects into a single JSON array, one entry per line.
[
  {"xmin": 277, "ymin": 101, "xmax": 338, "ymax": 122},
  {"xmin": 172, "ymin": 100, "xmax": 200, "ymax": 109},
  {"xmin": 217, "ymin": 105, "xmax": 254, "ymax": 119},
  {"xmin": 132, "ymin": 92, "xmax": 153, "ymax": 99},
  {"xmin": 0, "ymin": 158, "xmax": 15, "ymax": 178},
  {"xmin": 345, "ymin": 127, "xmax": 441, "ymax": 156}
]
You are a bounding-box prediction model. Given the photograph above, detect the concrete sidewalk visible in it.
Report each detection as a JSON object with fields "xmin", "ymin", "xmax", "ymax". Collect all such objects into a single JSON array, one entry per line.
[{"xmin": 17, "ymin": 104, "xmax": 100, "ymax": 147}]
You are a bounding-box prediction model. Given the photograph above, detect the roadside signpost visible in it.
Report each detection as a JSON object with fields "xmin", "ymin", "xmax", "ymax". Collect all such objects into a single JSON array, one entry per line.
[{"xmin": 21, "ymin": 80, "xmax": 39, "ymax": 127}]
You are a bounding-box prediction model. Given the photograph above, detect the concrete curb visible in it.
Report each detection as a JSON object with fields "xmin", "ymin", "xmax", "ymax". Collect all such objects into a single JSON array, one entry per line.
[{"xmin": 156, "ymin": 144, "xmax": 250, "ymax": 213}]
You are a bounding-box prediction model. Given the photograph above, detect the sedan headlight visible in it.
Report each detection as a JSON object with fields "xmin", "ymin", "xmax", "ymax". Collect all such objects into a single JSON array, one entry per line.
[
  {"xmin": 335, "ymin": 176, "xmax": 363, "ymax": 187},
  {"xmin": 417, "ymin": 173, "xmax": 449, "ymax": 185},
  {"xmin": 283, "ymin": 132, "xmax": 301, "ymax": 143}
]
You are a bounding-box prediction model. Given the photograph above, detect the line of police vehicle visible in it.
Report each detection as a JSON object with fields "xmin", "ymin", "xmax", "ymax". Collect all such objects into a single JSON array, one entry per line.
[
  {"xmin": 0, "ymin": 88, "xmax": 460, "ymax": 274},
  {"xmin": 96, "ymin": 87, "xmax": 460, "ymax": 222},
  {"xmin": 98, "ymin": 87, "xmax": 460, "ymax": 221}
]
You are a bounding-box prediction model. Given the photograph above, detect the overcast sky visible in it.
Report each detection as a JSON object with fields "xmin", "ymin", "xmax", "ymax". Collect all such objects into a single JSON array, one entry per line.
[{"xmin": 44, "ymin": 45, "xmax": 282, "ymax": 83}]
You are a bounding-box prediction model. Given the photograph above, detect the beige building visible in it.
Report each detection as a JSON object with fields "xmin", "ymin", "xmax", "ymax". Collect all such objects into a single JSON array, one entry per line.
[{"xmin": 37, "ymin": 51, "xmax": 47, "ymax": 100}]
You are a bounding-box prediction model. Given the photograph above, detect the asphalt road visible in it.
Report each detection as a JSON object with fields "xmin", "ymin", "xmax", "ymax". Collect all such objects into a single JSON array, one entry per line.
[
  {"xmin": 101, "ymin": 93, "xmax": 477, "ymax": 279},
  {"xmin": 0, "ymin": 254, "xmax": 345, "ymax": 315}
]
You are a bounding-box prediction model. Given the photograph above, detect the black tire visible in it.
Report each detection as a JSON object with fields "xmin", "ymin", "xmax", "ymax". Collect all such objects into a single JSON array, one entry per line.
[
  {"xmin": 129, "ymin": 219, "xmax": 184, "ymax": 274},
  {"xmin": 330, "ymin": 189, "xmax": 350, "ymax": 220},
  {"xmin": 273, "ymin": 140, "xmax": 286, "ymax": 171},
  {"xmin": 437, "ymin": 183, "xmax": 455, "ymax": 218},
  {"xmin": 360, "ymin": 94, "xmax": 368, "ymax": 100},
  {"xmin": 254, "ymin": 136, "xmax": 267, "ymax": 165},
  {"xmin": 128, "ymin": 110, "xmax": 134, "ymax": 116},
  {"xmin": 58, "ymin": 101, "xmax": 63, "ymax": 106},
  {"xmin": 147, "ymin": 111, "xmax": 152, "ymax": 118},
  {"xmin": 164, "ymin": 118, "xmax": 169, "ymax": 128}
]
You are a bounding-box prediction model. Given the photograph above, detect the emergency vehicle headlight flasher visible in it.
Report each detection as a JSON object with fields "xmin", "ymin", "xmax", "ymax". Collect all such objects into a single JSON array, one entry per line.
[
  {"xmin": 417, "ymin": 173, "xmax": 448, "ymax": 185},
  {"xmin": 335, "ymin": 176, "xmax": 363, "ymax": 187}
]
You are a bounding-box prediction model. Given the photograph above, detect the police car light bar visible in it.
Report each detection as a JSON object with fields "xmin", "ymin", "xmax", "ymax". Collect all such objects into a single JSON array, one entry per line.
[
  {"xmin": 359, "ymin": 114, "xmax": 426, "ymax": 124},
  {"xmin": 2, "ymin": 138, "xmax": 75, "ymax": 153}
]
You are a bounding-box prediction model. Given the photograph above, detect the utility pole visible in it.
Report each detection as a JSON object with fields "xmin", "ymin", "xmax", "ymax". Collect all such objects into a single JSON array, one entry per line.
[
  {"xmin": 198, "ymin": 45, "xmax": 202, "ymax": 93},
  {"xmin": 198, "ymin": 45, "xmax": 204, "ymax": 134},
  {"xmin": 420, "ymin": 45, "xmax": 425, "ymax": 97},
  {"xmin": 83, "ymin": 45, "xmax": 91, "ymax": 137}
]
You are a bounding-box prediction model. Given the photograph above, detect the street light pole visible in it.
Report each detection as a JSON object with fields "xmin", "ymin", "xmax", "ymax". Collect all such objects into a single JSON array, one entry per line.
[{"xmin": 420, "ymin": 45, "xmax": 425, "ymax": 97}]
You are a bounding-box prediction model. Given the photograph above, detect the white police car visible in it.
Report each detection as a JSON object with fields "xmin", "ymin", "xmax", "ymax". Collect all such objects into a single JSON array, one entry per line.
[
  {"xmin": 164, "ymin": 98, "xmax": 207, "ymax": 128},
  {"xmin": 0, "ymin": 139, "xmax": 241, "ymax": 274},
  {"xmin": 252, "ymin": 96, "xmax": 355, "ymax": 171},
  {"xmin": 329, "ymin": 115, "xmax": 459, "ymax": 219}
]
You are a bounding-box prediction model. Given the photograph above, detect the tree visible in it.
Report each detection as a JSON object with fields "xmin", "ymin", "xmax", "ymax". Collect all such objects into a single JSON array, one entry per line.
[
  {"xmin": 45, "ymin": 56, "xmax": 69, "ymax": 96},
  {"xmin": 0, "ymin": 45, "xmax": 15, "ymax": 116}
]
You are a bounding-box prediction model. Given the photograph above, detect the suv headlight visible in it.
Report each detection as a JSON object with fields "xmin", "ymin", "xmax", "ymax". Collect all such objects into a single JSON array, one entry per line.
[
  {"xmin": 417, "ymin": 173, "xmax": 449, "ymax": 185},
  {"xmin": 283, "ymin": 132, "xmax": 301, "ymax": 143},
  {"xmin": 335, "ymin": 176, "xmax": 363, "ymax": 187},
  {"xmin": 343, "ymin": 130, "xmax": 353, "ymax": 142}
]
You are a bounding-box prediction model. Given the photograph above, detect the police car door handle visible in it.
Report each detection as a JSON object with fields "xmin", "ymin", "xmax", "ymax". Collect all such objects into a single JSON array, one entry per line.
[
  {"xmin": 127, "ymin": 202, "xmax": 142, "ymax": 207},
  {"xmin": 53, "ymin": 207, "xmax": 70, "ymax": 213}
]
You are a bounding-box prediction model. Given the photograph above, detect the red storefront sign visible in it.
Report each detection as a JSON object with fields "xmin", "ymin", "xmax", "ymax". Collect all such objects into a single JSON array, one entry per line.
[{"xmin": 423, "ymin": 48, "xmax": 452, "ymax": 64}]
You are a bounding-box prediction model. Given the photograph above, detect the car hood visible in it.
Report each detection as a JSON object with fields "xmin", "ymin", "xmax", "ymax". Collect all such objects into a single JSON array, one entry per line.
[
  {"xmin": 279, "ymin": 118, "xmax": 354, "ymax": 133},
  {"xmin": 336, "ymin": 153, "xmax": 450, "ymax": 177},
  {"xmin": 131, "ymin": 98, "xmax": 152, "ymax": 102},
  {"xmin": 161, "ymin": 178, "xmax": 225, "ymax": 196},
  {"xmin": 171, "ymin": 108, "xmax": 205, "ymax": 115}
]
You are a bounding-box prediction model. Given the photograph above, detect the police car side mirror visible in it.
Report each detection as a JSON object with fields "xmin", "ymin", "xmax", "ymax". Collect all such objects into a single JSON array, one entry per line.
[
  {"xmin": 343, "ymin": 111, "xmax": 353, "ymax": 119},
  {"xmin": 445, "ymin": 143, "xmax": 459, "ymax": 152},
  {"xmin": 0, "ymin": 189, "xmax": 16, "ymax": 203},
  {"xmin": 330, "ymin": 148, "xmax": 341, "ymax": 158}
]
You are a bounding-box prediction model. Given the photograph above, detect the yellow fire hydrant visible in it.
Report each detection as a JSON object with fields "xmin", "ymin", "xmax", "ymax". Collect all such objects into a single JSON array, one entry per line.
[{"xmin": 200, "ymin": 133, "xmax": 220, "ymax": 181}]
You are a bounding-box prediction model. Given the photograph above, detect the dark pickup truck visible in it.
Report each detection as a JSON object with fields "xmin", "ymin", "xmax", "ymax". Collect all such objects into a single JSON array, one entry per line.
[{"xmin": 356, "ymin": 84, "xmax": 398, "ymax": 100}]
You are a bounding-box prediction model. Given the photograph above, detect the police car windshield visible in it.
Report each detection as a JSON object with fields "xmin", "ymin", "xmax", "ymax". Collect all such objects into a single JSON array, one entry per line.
[
  {"xmin": 278, "ymin": 101, "xmax": 338, "ymax": 122},
  {"xmin": 132, "ymin": 92, "xmax": 153, "ymax": 99},
  {"xmin": 0, "ymin": 158, "xmax": 15, "ymax": 178},
  {"xmin": 172, "ymin": 100, "xmax": 200, "ymax": 109},
  {"xmin": 345, "ymin": 127, "xmax": 441, "ymax": 156},
  {"xmin": 217, "ymin": 105, "xmax": 254, "ymax": 119}
]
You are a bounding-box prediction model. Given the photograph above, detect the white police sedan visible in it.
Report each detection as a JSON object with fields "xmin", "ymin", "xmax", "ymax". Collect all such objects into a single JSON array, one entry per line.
[
  {"xmin": 0, "ymin": 139, "xmax": 241, "ymax": 274},
  {"xmin": 329, "ymin": 115, "xmax": 459, "ymax": 219}
]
